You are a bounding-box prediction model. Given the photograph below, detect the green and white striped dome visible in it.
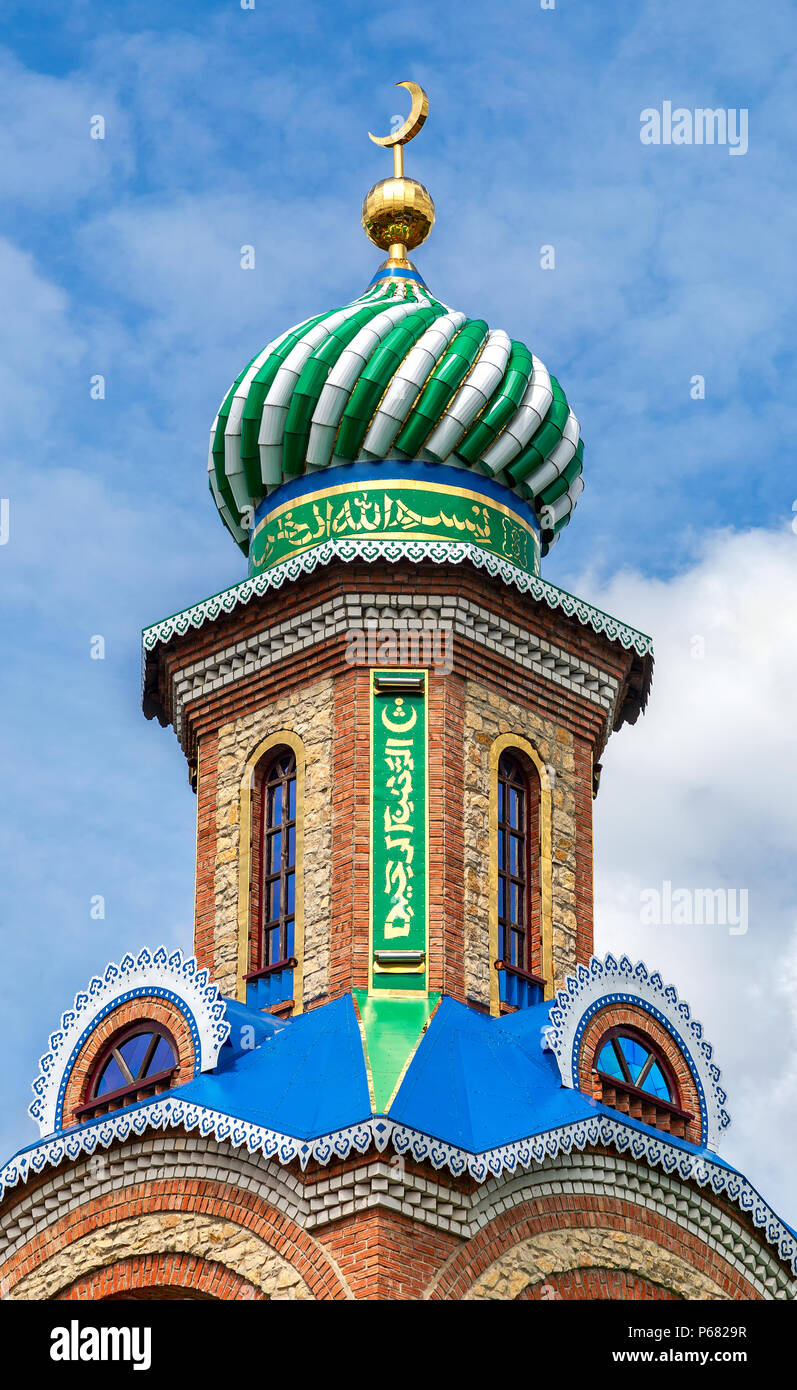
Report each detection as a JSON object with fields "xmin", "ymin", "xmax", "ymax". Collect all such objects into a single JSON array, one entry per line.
[{"xmin": 208, "ymin": 274, "xmax": 584, "ymax": 558}]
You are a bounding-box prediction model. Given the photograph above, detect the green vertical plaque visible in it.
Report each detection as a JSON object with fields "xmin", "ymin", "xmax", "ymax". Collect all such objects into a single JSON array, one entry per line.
[{"xmin": 370, "ymin": 670, "xmax": 428, "ymax": 994}]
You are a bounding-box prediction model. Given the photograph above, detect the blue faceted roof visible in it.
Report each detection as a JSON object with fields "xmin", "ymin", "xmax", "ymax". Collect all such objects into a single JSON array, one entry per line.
[
  {"xmin": 164, "ymin": 992, "xmax": 724, "ymax": 1166},
  {"xmin": 62, "ymin": 990, "xmax": 739, "ymax": 1168},
  {"xmin": 6, "ymin": 991, "xmax": 740, "ymax": 1169},
  {"xmin": 177, "ymin": 994, "xmax": 372, "ymax": 1140},
  {"xmin": 390, "ymin": 996, "xmax": 609, "ymax": 1151}
]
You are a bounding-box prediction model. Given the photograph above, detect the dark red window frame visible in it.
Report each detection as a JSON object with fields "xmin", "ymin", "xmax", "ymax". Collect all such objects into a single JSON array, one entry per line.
[
  {"xmin": 497, "ymin": 752, "xmax": 534, "ymax": 972},
  {"xmin": 258, "ymin": 748, "xmax": 297, "ymax": 970}
]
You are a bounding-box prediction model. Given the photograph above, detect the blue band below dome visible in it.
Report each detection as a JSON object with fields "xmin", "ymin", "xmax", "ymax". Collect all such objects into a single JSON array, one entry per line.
[
  {"xmin": 255, "ymin": 460, "xmax": 540, "ymax": 528},
  {"xmin": 368, "ymin": 266, "xmax": 428, "ymax": 285}
]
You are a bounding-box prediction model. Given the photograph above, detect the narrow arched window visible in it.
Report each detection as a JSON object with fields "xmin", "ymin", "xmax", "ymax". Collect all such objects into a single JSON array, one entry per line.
[
  {"xmin": 260, "ymin": 749, "xmax": 297, "ymax": 968},
  {"xmin": 497, "ymin": 752, "xmax": 531, "ymax": 970}
]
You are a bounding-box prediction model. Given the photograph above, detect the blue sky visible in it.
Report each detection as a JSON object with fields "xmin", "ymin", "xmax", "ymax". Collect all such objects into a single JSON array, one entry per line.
[{"xmin": 2, "ymin": 0, "xmax": 797, "ymax": 1219}]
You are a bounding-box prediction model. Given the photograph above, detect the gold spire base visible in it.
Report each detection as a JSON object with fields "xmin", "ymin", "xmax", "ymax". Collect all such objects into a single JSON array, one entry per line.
[
  {"xmin": 377, "ymin": 250, "xmax": 420, "ymax": 272},
  {"xmin": 380, "ymin": 243, "xmax": 415, "ymax": 270}
]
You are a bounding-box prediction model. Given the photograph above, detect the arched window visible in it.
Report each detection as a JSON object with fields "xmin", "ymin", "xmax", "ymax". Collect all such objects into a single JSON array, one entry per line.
[
  {"xmin": 259, "ymin": 749, "xmax": 297, "ymax": 968},
  {"xmin": 489, "ymin": 735, "xmax": 551, "ymax": 1014},
  {"xmin": 595, "ymin": 1032, "xmax": 672, "ymax": 1102},
  {"xmin": 77, "ymin": 1024, "xmax": 178, "ymax": 1119},
  {"xmin": 591, "ymin": 1025, "xmax": 692, "ymax": 1136},
  {"xmin": 497, "ymin": 752, "xmax": 532, "ymax": 970}
]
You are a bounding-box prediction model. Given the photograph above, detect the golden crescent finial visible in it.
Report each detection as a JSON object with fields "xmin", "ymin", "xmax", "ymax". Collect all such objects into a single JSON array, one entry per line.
[
  {"xmin": 362, "ymin": 80, "xmax": 434, "ymax": 275},
  {"xmin": 369, "ymin": 81, "xmax": 429, "ymax": 148}
]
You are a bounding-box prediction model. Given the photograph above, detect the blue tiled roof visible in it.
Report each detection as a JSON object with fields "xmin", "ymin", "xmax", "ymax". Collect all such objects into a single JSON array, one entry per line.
[
  {"xmin": 2, "ymin": 990, "xmax": 763, "ymax": 1189},
  {"xmin": 388, "ymin": 996, "xmax": 600, "ymax": 1151},
  {"xmin": 178, "ymin": 993, "xmax": 372, "ymax": 1140},
  {"xmin": 180, "ymin": 992, "xmax": 731, "ymax": 1168},
  {"xmin": 9, "ymin": 991, "xmax": 741, "ymax": 1170}
]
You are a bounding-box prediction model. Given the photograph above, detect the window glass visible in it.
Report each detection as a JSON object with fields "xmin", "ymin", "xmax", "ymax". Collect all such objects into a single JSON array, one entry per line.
[
  {"xmin": 621, "ymin": 1037, "xmax": 648, "ymax": 1080},
  {"xmin": 92, "ymin": 1028, "xmax": 177, "ymax": 1105},
  {"xmin": 644, "ymin": 1061, "xmax": 670, "ymax": 1100},
  {"xmin": 596, "ymin": 1033, "xmax": 673, "ymax": 1103},
  {"xmin": 261, "ymin": 749, "xmax": 297, "ymax": 966},
  {"xmin": 96, "ymin": 1055, "xmax": 126, "ymax": 1096},
  {"xmin": 118, "ymin": 1033, "xmax": 151, "ymax": 1078},
  {"xmin": 150, "ymin": 1035, "xmax": 175, "ymax": 1074},
  {"xmin": 497, "ymin": 753, "xmax": 530, "ymax": 971},
  {"xmin": 596, "ymin": 1041, "xmax": 624, "ymax": 1080}
]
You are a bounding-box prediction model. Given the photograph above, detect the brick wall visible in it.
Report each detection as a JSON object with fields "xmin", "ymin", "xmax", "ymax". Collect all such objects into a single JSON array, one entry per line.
[
  {"xmin": 330, "ymin": 668, "xmax": 370, "ymax": 994},
  {"xmin": 435, "ymin": 1193, "xmax": 762, "ymax": 1301},
  {"xmin": 179, "ymin": 561, "xmax": 623, "ymax": 1004},
  {"xmin": 519, "ymin": 1268, "xmax": 678, "ymax": 1299},
  {"xmin": 195, "ymin": 678, "xmax": 333, "ymax": 999},
  {"xmin": 316, "ymin": 1208, "xmax": 459, "ymax": 1301},
  {"xmin": 2, "ymin": 1136, "xmax": 786, "ymax": 1301},
  {"xmin": 148, "ymin": 561, "xmax": 639, "ymax": 766},
  {"xmin": 60, "ymin": 1254, "xmax": 260, "ymax": 1300},
  {"xmin": 462, "ymin": 680, "xmax": 591, "ymax": 998}
]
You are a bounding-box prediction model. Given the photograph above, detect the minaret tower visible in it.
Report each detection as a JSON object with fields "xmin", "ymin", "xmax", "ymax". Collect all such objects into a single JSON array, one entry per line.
[
  {"xmin": 2, "ymin": 87, "xmax": 793, "ymax": 1304},
  {"xmin": 143, "ymin": 81, "xmax": 649, "ymax": 1034}
]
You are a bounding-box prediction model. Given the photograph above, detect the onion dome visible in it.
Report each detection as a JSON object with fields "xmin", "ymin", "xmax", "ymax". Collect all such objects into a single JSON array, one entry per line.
[{"xmin": 208, "ymin": 83, "xmax": 584, "ymax": 563}]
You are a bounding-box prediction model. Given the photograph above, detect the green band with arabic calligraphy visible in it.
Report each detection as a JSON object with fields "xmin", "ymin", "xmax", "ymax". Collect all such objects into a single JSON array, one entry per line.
[
  {"xmin": 370, "ymin": 671, "xmax": 428, "ymax": 994},
  {"xmin": 248, "ymin": 463, "xmax": 541, "ymax": 577}
]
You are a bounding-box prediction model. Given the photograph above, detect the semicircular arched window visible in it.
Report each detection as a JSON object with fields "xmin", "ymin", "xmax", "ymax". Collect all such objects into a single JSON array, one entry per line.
[
  {"xmin": 595, "ymin": 1032, "xmax": 672, "ymax": 1101},
  {"xmin": 76, "ymin": 1025, "xmax": 178, "ymax": 1121},
  {"xmin": 591, "ymin": 1026, "xmax": 694, "ymax": 1137}
]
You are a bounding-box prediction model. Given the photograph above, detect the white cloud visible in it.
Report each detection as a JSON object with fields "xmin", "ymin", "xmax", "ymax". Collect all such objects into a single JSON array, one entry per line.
[
  {"xmin": 579, "ymin": 525, "xmax": 797, "ymax": 1219},
  {"xmin": 0, "ymin": 46, "xmax": 132, "ymax": 207},
  {"xmin": 0, "ymin": 237, "xmax": 84, "ymax": 422}
]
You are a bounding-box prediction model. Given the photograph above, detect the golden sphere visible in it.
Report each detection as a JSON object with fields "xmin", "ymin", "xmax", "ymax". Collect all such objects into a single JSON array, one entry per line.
[{"xmin": 361, "ymin": 176, "xmax": 435, "ymax": 251}]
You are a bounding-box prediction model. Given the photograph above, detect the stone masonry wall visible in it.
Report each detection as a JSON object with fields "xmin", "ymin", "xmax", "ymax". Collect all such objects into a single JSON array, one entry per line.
[
  {"xmin": 10, "ymin": 1212, "xmax": 312, "ymax": 1301},
  {"xmin": 210, "ymin": 675, "xmax": 333, "ymax": 1002},
  {"xmin": 463, "ymin": 678, "xmax": 588, "ymax": 1004},
  {"xmin": 463, "ymin": 1228, "xmax": 724, "ymax": 1300}
]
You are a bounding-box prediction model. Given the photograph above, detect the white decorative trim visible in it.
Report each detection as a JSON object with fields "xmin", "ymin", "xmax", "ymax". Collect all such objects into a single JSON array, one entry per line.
[
  {"xmin": 141, "ymin": 539, "xmax": 653, "ymax": 658},
  {"xmin": 543, "ymin": 953, "xmax": 730, "ymax": 1151},
  {"xmin": 1, "ymin": 1107, "xmax": 793, "ymax": 1275},
  {"xmin": 28, "ymin": 948, "xmax": 230, "ymax": 1137}
]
